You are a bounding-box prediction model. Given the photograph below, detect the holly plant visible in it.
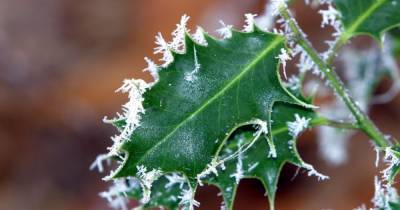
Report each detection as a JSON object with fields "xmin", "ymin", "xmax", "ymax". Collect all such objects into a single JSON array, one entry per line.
[{"xmin": 91, "ymin": 0, "xmax": 400, "ymax": 209}]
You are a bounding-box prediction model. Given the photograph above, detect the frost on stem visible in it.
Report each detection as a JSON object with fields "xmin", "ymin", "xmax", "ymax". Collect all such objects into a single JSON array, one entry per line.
[
  {"xmin": 179, "ymin": 188, "xmax": 200, "ymax": 210},
  {"xmin": 318, "ymin": 1, "xmax": 344, "ymax": 60},
  {"xmin": 287, "ymin": 114, "xmax": 310, "ymax": 138},
  {"xmin": 382, "ymin": 147, "xmax": 400, "ymax": 183},
  {"xmin": 100, "ymin": 178, "xmax": 140, "ymax": 210},
  {"xmin": 136, "ymin": 165, "xmax": 163, "ymax": 204},
  {"xmin": 216, "ymin": 20, "xmax": 232, "ymax": 39},
  {"xmin": 372, "ymin": 176, "xmax": 399, "ymax": 209}
]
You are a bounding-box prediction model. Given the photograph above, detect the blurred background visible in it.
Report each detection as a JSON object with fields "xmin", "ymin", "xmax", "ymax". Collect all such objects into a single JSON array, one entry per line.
[{"xmin": 0, "ymin": 0, "xmax": 399, "ymax": 209}]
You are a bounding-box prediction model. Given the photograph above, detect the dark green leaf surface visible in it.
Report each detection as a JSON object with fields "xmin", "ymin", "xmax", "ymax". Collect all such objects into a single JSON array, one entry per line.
[
  {"xmin": 333, "ymin": 0, "xmax": 400, "ymax": 41},
  {"xmin": 113, "ymin": 28, "xmax": 310, "ymax": 179},
  {"xmin": 205, "ymin": 102, "xmax": 316, "ymax": 210},
  {"xmin": 124, "ymin": 101, "xmax": 318, "ymax": 210}
]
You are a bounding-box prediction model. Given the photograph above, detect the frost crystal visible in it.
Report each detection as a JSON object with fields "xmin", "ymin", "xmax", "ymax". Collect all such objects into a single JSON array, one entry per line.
[
  {"xmin": 276, "ymin": 48, "xmax": 292, "ymax": 79},
  {"xmin": 216, "ymin": 20, "xmax": 233, "ymax": 39},
  {"xmin": 165, "ymin": 173, "xmax": 186, "ymax": 189},
  {"xmin": 319, "ymin": 4, "xmax": 340, "ymax": 28},
  {"xmin": 154, "ymin": 32, "xmax": 174, "ymax": 66},
  {"xmin": 170, "ymin": 14, "xmax": 190, "ymax": 53},
  {"xmin": 105, "ymin": 79, "xmax": 148, "ymax": 157},
  {"xmin": 303, "ymin": 163, "xmax": 329, "ymax": 181},
  {"xmin": 270, "ymin": 0, "xmax": 288, "ymax": 16},
  {"xmin": 285, "ymin": 75, "xmax": 301, "ymax": 91},
  {"xmin": 372, "ymin": 176, "xmax": 399, "ymax": 209},
  {"xmin": 382, "ymin": 147, "xmax": 400, "ymax": 182},
  {"xmin": 230, "ymin": 139, "xmax": 244, "ymax": 184},
  {"xmin": 143, "ymin": 57, "xmax": 159, "ymax": 81},
  {"xmin": 179, "ymin": 188, "xmax": 200, "ymax": 210},
  {"xmin": 243, "ymin": 13, "xmax": 257, "ymax": 32},
  {"xmin": 136, "ymin": 165, "xmax": 163, "ymax": 204},
  {"xmin": 192, "ymin": 27, "xmax": 208, "ymax": 46},
  {"xmin": 196, "ymin": 159, "xmax": 220, "ymax": 186},
  {"xmin": 90, "ymin": 153, "xmax": 111, "ymax": 173},
  {"xmin": 287, "ymin": 114, "xmax": 310, "ymax": 138},
  {"xmin": 100, "ymin": 178, "xmax": 139, "ymax": 210}
]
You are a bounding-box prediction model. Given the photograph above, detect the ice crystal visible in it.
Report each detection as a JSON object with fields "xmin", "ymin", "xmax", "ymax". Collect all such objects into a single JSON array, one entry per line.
[
  {"xmin": 90, "ymin": 153, "xmax": 111, "ymax": 173},
  {"xmin": 372, "ymin": 176, "xmax": 399, "ymax": 209},
  {"xmin": 216, "ymin": 20, "xmax": 232, "ymax": 39},
  {"xmin": 165, "ymin": 173, "xmax": 186, "ymax": 189},
  {"xmin": 179, "ymin": 188, "xmax": 200, "ymax": 210},
  {"xmin": 276, "ymin": 48, "xmax": 291, "ymax": 79},
  {"xmin": 285, "ymin": 75, "xmax": 301, "ymax": 91},
  {"xmin": 154, "ymin": 32, "xmax": 174, "ymax": 66},
  {"xmin": 170, "ymin": 14, "xmax": 190, "ymax": 53},
  {"xmin": 100, "ymin": 178, "xmax": 139, "ymax": 210},
  {"xmin": 243, "ymin": 13, "xmax": 257, "ymax": 32},
  {"xmin": 287, "ymin": 114, "xmax": 310, "ymax": 138},
  {"xmin": 303, "ymin": 163, "xmax": 329, "ymax": 181},
  {"xmin": 143, "ymin": 57, "xmax": 159, "ymax": 81},
  {"xmin": 105, "ymin": 79, "xmax": 148, "ymax": 157},
  {"xmin": 230, "ymin": 139, "xmax": 244, "ymax": 184},
  {"xmin": 196, "ymin": 159, "xmax": 220, "ymax": 186},
  {"xmin": 136, "ymin": 165, "xmax": 163, "ymax": 204},
  {"xmin": 192, "ymin": 27, "xmax": 208, "ymax": 46}
]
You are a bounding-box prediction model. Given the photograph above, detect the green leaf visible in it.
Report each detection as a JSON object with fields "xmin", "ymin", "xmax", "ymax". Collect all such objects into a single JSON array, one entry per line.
[
  {"xmin": 127, "ymin": 174, "xmax": 189, "ymax": 209},
  {"xmin": 333, "ymin": 0, "xmax": 400, "ymax": 42},
  {"xmin": 123, "ymin": 101, "xmax": 323, "ymax": 210},
  {"xmin": 112, "ymin": 28, "xmax": 310, "ymax": 180},
  {"xmin": 204, "ymin": 101, "xmax": 321, "ymax": 210}
]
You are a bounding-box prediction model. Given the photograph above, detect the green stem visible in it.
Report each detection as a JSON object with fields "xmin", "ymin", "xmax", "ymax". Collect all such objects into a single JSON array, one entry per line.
[
  {"xmin": 311, "ymin": 116, "xmax": 359, "ymax": 130},
  {"xmin": 279, "ymin": 5, "xmax": 390, "ymax": 148}
]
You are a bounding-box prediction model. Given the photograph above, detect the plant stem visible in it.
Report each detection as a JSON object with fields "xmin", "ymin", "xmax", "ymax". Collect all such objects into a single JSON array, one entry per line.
[
  {"xmin": 311, "ymin": 116, "xmax": 359, "ymax": 130},
  {"xmin": 278, "ymin": 5, "xmax": 390, "ymax": 148}
]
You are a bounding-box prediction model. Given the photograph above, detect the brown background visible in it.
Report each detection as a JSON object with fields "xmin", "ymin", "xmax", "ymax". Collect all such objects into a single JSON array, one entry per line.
[{"xmin": 0, "ymin": 0, "xmax": 399, "ymax": 209}]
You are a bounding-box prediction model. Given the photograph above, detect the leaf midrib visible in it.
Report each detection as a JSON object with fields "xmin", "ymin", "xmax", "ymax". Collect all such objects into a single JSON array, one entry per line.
[
  {"xmin": 342, "ymin": 0, "xmax": 386, "ymax": 38},
  {"xmin": 136, "ymin": 36, "xmax": 285, "ymax": 166}
]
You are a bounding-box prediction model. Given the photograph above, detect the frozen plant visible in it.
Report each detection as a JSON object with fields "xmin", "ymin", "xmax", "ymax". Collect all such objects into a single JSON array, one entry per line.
[{"xmin": 95, "ymin": 0, "xmax": 400, "ymax": 210}]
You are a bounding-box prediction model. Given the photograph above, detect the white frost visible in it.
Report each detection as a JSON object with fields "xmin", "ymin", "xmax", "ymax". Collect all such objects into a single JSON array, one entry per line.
[
  {"xmin": 287, "ymin": 114, "xmax": 310, "ymax": 138},
  {"xmin": 216, "ymin": 20, "xmax": 233, "ymax": 39},
  {"xmin": 243, "ymin": 13, "xmax": 257, "ymax": 32},
  {"xmin": 179, "ymin": 188, "xmax": 200, "ymax": 210},
  {"xmin": 136, "ymin": 165, "xmax": 163, "ymax": 204},
  {"xmin": 276, "ymin": 48, "xmax": 292, "ymax": 79}
]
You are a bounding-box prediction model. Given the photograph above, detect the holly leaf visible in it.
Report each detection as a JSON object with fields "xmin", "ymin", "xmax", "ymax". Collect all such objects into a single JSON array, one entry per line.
[
  {"xmin": 122, "ymin": 100, "xmax": 324, "ymax": 210},
  {"xmin": 111, "ymin": 27, "xmax": 311, "ymax": 180},
  {"xmin": 126, "ymin": 174, "xmax": 189, "ymax": 209},
  {"xmin": 204, "ymin": 101, "xmax": 324, "ymax": 210},
  {"xmin": 333, "ymin": 0, "xmax": 400, "ymax": 42}
]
